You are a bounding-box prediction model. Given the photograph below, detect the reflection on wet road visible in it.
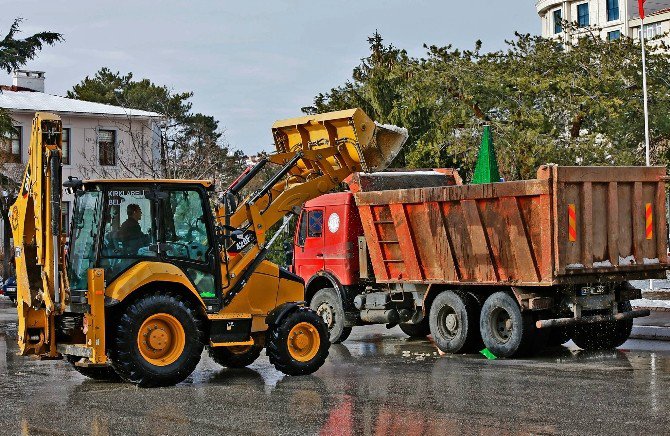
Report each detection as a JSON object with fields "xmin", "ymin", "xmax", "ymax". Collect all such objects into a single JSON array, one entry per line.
[{"xmin": 0, "ymin": 304, "xmax": 669, "ymax": 435}]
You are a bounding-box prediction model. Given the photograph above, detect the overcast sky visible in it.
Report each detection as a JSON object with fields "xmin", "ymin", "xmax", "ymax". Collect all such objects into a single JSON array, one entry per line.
[{"xmin": 0, "ymin": 0, "xmax": 539, "ymax": 155}]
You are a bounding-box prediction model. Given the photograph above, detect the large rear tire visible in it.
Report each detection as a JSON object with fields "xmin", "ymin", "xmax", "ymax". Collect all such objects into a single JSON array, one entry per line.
[
  {"xmin": 399, "ymin": 317, "xmax": 430, "ymax": 338},
  {"xmin": 546, "ymin": 326, "xmax": 571, "ymax": 348},
  {"xmin": 109, "ymin": 292, "xmax": 205, "ymax": 387},
  {"xmin": 310, "ymin": 288, "xmax": 351, "ymax": 344},
  {"xmin": 480, "ymin": 291, "xmax": 542, "ymax": 358},
  {"xmin": 429, "ymin": 290, "xmax": 481, "ymax": 353},
  {"xmin": 209, "ymin": 344, "xmax": 263, "ymax": 368},
  {"xmin": 66, "ymin": 356, "xmax": 121, "ymax": 382},
  {"xmin": 267, "ymin": 307, "xmax": 329, "ymax": 376},
  {"xmin": 571, "ymin": 301, "xmax": 633, "ymax": 351}
]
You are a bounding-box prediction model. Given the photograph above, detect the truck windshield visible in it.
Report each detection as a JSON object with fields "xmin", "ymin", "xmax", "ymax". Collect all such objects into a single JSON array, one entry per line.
[{"xmin": 67, "ymin": 191, "xmax": 102, "ymax": 290}]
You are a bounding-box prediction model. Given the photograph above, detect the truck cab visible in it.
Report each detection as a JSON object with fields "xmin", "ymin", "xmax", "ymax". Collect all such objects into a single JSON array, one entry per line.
[
  {"xmin": 294, "ymin": 192, "xmax": 366, "ymax": 343},
  {"xmin": 294, "ymin": 192, "xmax": 363, "ymax": 290}
]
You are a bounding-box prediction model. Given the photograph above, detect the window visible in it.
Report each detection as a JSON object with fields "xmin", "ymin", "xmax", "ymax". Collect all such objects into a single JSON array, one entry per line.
[
  {"xmin": 553, "ymin": 9, "xmax": 562, "ymax": 34},
  {"xmin": 61, "ymin": 128, "xmax": 71, "ymax": 165},
  {"xmin": 99, "ymin": 188, "xmax": 157, "ymax": 281},
  {"xmin": 2, "ymin": 126, "xmax": 21, "ymax": 163},
  {"xmin": 297, "ymin": 211, "xmax": 307, "ymax": 246},
  {"xmin": 640, "ymin": 22, "xmax": 663, "ymax": 39},
  {"xmin": 67, "ymin": 191, "xmax": 102, "ymax": 290},
  {"xmin": 61, "ymin": 201, "xmax": 70, "ymax": 233},
  {"xmin": 98, "ymin": 129, "xmax": 116, "ymax": 166},
  {"xmin": 607, "ymin": 0, "xmax": 619, "ymax": 22},
  {"xmin": 608, "ymin": 30, "xmax": 621, "ymax": 41},
  {"xmin": 307, "ymin": 210, "xmax": 323, "ymax": 238},
  {"xmin": 162, "ymin": 190, "xmax": 210, "ymax": 263},
  {"xmin": 577, "ymin": 3, "xmax": 589, "ymax": 28}
]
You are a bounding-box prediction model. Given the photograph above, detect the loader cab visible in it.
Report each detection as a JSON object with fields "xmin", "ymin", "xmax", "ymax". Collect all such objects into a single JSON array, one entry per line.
[{"xmin": 67, "ymin": 180, "xmax": 220, "ymax": 305}]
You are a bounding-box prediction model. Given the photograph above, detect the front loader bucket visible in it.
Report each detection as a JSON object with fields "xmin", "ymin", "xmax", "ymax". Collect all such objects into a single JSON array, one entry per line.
[{"xmin": 272, "ymin": 108, "xmax": 407, "ymax": 173}]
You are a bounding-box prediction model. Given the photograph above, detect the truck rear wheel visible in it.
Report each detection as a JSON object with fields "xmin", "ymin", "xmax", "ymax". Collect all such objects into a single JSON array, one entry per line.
[
  {"xmin": 267, "ymin": 307, "xmax": 329, "ymax": 376},
  {"xmin": 429, "ymin": 290, "xmax": 481, "ymax": 353},
  {"xmin": 571, "ymin": 301, "xmax": 633, "ymax": 351},
  {"xmin": 109, "ymin": 292, "xmax": 205, "ymax": 387},
  {"xmin": 209, "ymin": 344, "xmax": 263, "ymax": 368},
  {"xmin": 480, "ymin": 291, "xmax": 540, "ymax": 358},
  {"xmin": 310, "ymin": 288, "xmax": 352, "ymax": 343}
]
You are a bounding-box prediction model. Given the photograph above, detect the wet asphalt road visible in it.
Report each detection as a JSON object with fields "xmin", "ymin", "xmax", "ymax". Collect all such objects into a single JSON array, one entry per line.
[{"xmin": 0, "ymin": 301, "xmax": 670, "ymax": 435}]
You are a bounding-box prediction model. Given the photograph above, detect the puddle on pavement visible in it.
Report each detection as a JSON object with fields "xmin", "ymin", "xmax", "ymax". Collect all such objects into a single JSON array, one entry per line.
[{"xmin": 0, "ymin": 317, "xmax": 669, "ymax": 434}]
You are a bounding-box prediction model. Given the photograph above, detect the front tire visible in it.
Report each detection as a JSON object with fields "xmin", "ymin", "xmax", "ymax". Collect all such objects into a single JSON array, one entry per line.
[
  {"xmin": 310, "ymin": 288, "xmax": 351, "ymax": 343},
  {"xmin": 66, "ymin": 356, "xmax": 121, "ymax": 382},
  {"xmin": 109, "ymin": 292, "xmax": 205, "ymax": 387},
  {"xmin": 429, "ymin": 290, "xmax": 481, "ymax": 353},
  {"xmin": 267, "ymin": 307, "xmax": 329, "ymax": 376},
  {"xmin": 209, "ymin": 344, "xmax": 263, "ymax": 368}
]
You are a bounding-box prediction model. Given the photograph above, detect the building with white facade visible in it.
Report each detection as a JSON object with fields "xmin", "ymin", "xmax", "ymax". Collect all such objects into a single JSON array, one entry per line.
[
  {"xmin": 0, "ymin": 70, "xmax": 162, "ymax": 228},
  {"xmin": 537, "ymin": 0, "xmax": 670, "ymax": 42}
]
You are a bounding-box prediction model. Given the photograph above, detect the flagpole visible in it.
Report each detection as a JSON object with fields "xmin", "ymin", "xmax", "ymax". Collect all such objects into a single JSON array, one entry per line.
[
  {"xmin": 641, "ymin": 16, "xmax": 651, "ymax": 166},
  {"xmin": 640, "ymin": 10, "xmax": 654, "ymax": 290}
]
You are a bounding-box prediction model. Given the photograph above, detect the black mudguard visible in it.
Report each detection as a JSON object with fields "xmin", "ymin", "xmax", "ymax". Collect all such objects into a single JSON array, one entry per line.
[{"xmin": 266, "ymin": 302, "xmax": 305, "ymax": 326}]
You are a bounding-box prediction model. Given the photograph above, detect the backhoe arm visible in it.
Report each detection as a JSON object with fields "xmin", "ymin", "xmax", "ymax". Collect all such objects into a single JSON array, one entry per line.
[{"xmin": 10, "ymin": 112, "xmax": 65, "ymax": 357}]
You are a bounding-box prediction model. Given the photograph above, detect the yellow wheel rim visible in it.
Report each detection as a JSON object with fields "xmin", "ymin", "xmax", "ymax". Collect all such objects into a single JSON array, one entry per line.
[
  {"xmin": 287, "ymin": 322, "xmax": 320, "ymax": 362},
  {"xmin": 137, "ymin": 313, "xmax": 186, "ymax": 367}
]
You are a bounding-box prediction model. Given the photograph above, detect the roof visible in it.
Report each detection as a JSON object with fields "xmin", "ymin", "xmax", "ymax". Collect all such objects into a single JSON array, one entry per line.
[
  {"xmin": 304, "ymin": 192, "xmax": 353, "ymax": 208},
  {"xmin": 0, "ymin": 88, "xmax": 162, "ymax": 118},
  {"xmin": 83, "ymin": 179, "xmax": 214, "ymax": 189}
]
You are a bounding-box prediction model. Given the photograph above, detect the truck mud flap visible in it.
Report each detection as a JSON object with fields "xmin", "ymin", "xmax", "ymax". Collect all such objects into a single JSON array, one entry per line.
[{"xmin": 536, "ymin": 309, "xmax": 650, "ymax": 329}]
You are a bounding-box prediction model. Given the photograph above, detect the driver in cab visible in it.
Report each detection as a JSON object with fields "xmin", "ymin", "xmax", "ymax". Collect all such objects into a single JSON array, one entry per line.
[{"xmin": 118, "ymin": 203, "xmax": 150, "ymax": 254}]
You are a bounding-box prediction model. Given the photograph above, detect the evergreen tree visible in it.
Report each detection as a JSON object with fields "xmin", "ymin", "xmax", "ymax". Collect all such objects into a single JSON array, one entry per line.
[
  {"xmin": 0, "ymin": 18, "xmax": 63, "ymax": 136},
  {"xmin": 307, "ymin": 30, "xmax": 670, "ymax": 180}
]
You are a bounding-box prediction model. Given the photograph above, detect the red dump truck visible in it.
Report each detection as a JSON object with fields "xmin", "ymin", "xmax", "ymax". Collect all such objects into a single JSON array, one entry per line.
[{"xmin": 292, "ymin": 165, "xmax": 669, "ymax": 357}]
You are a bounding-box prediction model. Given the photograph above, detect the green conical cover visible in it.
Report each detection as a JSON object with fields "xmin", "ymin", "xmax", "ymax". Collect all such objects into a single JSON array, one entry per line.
[{"xmin": 471, "ymin": 125, "xmax": 500, "ymax": 184}]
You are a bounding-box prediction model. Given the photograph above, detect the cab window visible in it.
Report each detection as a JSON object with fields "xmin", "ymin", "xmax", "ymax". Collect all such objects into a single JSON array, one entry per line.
[
  {"xmin": 100, "ymin": 188, "xmax": 157, "ymax": 279},
  {"xmin": 307, "ymin": 210, "xmax": 323, "ymax": 238},
  {"xmin": 68, "ymin": 191, "xmax": 102, "ymax": 290},
  {"xmin": 297, "ymin": 211, "xmax": 308, "ymax": 246},
  {"xmin": 162, "ymin": 189, "xmax": 210, "ymax": 262}
]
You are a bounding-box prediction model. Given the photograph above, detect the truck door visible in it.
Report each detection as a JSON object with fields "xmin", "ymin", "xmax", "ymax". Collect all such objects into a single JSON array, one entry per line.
[{"xmin": 293, "ymin": 208, "xmax": 325, "ymax": 279}]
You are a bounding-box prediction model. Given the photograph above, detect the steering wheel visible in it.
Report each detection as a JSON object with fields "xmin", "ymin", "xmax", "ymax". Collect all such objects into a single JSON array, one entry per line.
[
  {"xmin": 186, "ymin": 217, "xmax": 206, "ymax": 241},
  {"xmin": 165, "ymin": 241, "xmax": 192, "ymax": 259}
]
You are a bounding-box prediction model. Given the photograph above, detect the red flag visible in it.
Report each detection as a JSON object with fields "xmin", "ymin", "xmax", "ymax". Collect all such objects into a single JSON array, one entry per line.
[{"xmin": 639, "ymin": 0, "xmax": 646, "ymax": 19}]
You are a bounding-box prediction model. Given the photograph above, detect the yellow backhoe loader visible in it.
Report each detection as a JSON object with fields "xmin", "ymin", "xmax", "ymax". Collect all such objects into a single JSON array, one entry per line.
[{"xmin": 10, "ymin": 109, "xmax": 406, "ymax": 386}]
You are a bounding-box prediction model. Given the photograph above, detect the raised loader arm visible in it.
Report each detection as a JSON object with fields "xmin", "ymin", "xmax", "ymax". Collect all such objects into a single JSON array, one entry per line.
[
  {"xmin": 217, "ymin": 108, "xmax": 407, "ymax": 306},
  {"xmin": 10, "ymin": 112, "xmax": 66, "ymax": 357}
]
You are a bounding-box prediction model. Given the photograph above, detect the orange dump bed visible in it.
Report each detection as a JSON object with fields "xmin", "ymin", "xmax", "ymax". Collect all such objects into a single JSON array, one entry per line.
[{"xmin": 353, "ymin": 165, "xmax": 669, "ymax": 286}]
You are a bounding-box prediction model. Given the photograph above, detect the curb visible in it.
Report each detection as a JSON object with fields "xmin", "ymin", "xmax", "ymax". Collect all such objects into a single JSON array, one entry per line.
[{"xmin": 630, "ymin": 325, "xmax": 670, "ymax": 341}]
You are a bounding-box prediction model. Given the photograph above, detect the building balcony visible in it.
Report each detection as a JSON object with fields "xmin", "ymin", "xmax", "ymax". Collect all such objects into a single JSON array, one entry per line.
[{"xmin": 536, "ymin": 0, "xmax": 564, "ymax": 15}]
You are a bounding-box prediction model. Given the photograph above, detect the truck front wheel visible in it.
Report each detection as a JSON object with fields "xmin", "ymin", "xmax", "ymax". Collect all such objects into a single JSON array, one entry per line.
[
  {"xmin": 267, "ymin": 307, "xmax": 329, "ymax": 376},
  {"xmin": 429, "ymin": 290, "xmax": 481, "ymax": 353},
  {"xmin": 310, "ymin": 288, "xmax": 352, "ymax": 343},
  {"xmin": 480, "ymin": 291, "xmax": 541, "ymax": 358},
  {"xmin": 109, "ymin": 292, "xmax": 205, "ymax": 387}
]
